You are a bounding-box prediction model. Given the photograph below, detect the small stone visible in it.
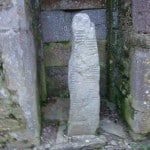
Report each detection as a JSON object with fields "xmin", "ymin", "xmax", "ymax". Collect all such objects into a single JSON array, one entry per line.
[
  {"xmin": 105, "ymin": 145, "xmax": 114, "ymax": 149},
  {"xmin": 85, "ymin": 140, "xmax": 90, "ymax": 143},
  {"xmin": 110, "ymin": 140, "xmax": 117, "ymax": 146},
  {"xmin": 145, "ymin": 91, "xmax": 149, "ymax": 94},
  {"xmin": 118, "ymin": 141, "xmax": 124, "ymax": 147},
  {"xmin": 129, "ymin": 130, "xmax": 146, "ymax": 141},
  {"xmin": 100, "ymin": 118, "xmax": 126, "ymax": 138},
  {"xmin": 0, "ymin": 88, "xmax": 9, "ymax": 99},
  {"xmin": 99, "ymin": 135, "xmax": 107, "ymax": 144},
  {"xmin": 44, "ymin": 144, "xmax": 51, "ymax": 148}
]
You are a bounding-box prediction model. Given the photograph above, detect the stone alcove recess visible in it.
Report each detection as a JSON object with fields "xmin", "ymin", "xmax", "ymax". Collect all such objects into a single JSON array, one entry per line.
[
  {"xmin": 40, "ymin": 0, "xmax": 108, "ymax": 140},
  {"xmin": 0, "ymin": 0, "xmax": 150, "ymax": 148}
]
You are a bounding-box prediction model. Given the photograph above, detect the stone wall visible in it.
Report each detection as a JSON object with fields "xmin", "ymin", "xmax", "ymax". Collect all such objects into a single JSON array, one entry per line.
[
  {"xmin": 0, "ymin": 0, "xmax": 150, "ymax": 147},
  {"xmin": 126, "ymin": 0, "xmax": 150, "ymax": 135},
  {"xmin": 0, "ymin": 0, "xmax": 40, "ymax": 148},
  {"xmin": 107, "ymin": 0, "xmax": 150, "ymax": 137}
]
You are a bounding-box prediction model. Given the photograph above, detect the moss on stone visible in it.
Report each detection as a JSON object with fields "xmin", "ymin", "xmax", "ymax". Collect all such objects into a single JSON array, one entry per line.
[
  {"xmin": 106, "ymin": 0, "xmax": 132, "ymax": 124},
  {"xmin": 46, "ymin": 76, "xmax": 69, "ymax": 98},
  {"xmin": 124, "ymin": 95, "xmax": 134, "ymax": 125},
  {"xmin": 40, "ymin": 63, "xmax": 47, "ymax": 104},
  {"xmin": 44, "ymin": 42, "xmax": 71, "ymax": 67}
]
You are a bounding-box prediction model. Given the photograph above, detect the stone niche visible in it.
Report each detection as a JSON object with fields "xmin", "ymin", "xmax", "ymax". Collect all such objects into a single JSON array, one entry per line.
[
  {"xmin": 41, "ymin": 1, "xmax": 107, "ymax": 99},
  {"xmin": 40, "ymin": 0, "xmax": 107, "ymax": 137}
]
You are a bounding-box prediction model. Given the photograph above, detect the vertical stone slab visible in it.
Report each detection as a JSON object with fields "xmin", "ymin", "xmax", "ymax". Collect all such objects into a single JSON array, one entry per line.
[
  {"xmin": 0, "ymin": 0, "xmax": 40, "ymax": 146},
  {"xmin": 125, "ymin": 49, "xmax": 150, "ymax": 134},
  {"xmin": 68, "ymin": 13, "xmax": 100, "ymax": 136},
  {"xmin": 125, "ymin": 0, "xmax": 150, "ymax": 136}
]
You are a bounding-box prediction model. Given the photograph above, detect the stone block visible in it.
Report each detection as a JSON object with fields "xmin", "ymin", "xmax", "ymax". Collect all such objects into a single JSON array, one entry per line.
[
  {"xmin": 44, "ymin": 40, "xmax": 107, "ymax": 97},
  {"xmin": 125, "ymin": 49, "xmax": 150, "ymax": 134},
  {"xmin": 40, "ymin": 9, "xmax": 106, "ymax": 42},
  {"xmin": 44, "ymin": 42, "xmax": 71, "ymax": 67},
  {"xmin": 42, "ymin": 0, "xmax": 105, "ymax": 10},
  {"xmin": 132, "ymin": 0, "xmax": 150, "ymax": 33},
  {"xmin": 42, "ymin": 98, "xmax": 69, "ymax": 121},
  {"xmin": 68, "ymin": 13, "xmax": 100, "ymax": 136},
  {"xmin": 46, "ymin": 67, "xmax": 68, "ymax": 97},
  {"xmin": 132, "ymin": 0, "xmax": 150, "ymax": 15},
  {"xmin": 0, "ymin": 29, "xmax": 40, "ymax": 144},
  {"xmin": 41, "ymin": 11, "xmax": 71, "ymax": 42}
]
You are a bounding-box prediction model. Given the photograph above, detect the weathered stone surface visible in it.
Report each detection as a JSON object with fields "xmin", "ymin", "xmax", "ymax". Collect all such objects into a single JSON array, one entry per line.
[
  {"xmin": 0, "ymin": 0, "xmax": 40, "ymax": 145},
  {"xmin": 0, "ymin": 30, "xmax": 40, "ymax": 144},
  {"xmin": 43, "ymin": 98, "xmax": 69, "ymax": 121},
  {"xmin": 44, "ymin": 42, "xmax": 71, "ymax": 67},
  {"xmin": 0, "ymin": 1, "xmax": 30, "ymax": 31},
  {"xmin": 0, "ymin": 70, "xmax": 26, "ymax": 131},
  {"xmin": 125, "ymin": 49, "xmax": 150, "ymax": 134},
  {"xmin": 44, "ymin": 40, "xmax": 107, "ymax": 97},
  {"xmin": 41, "ymin": 11, "xmax": 71, "ymax": 42},
  {"xmin": 100, "ymin": 118, "xmax": 126, "ymax": 138},
  {"xmin": 40, "ymin": 9, "xmax": 106, "ymax": 42},
  {"xmin": 0, "ymin": 0, "xmax": 13, "ymax": 9},
  {"xmin": 68, "ymin": 13, "xmax": 100, "ymax": 136},
  {"xmin": 132, "ymin": 0, "xmax": 150, "ymax": 33},
  {"xmin": 35, "ymin": 135, "xmax": 104, "ymax": 150},
  {"xmin": 130, "ymin": 33, "xmax": 150, "ymax": 49},
  {"xmin": 132, "ymin": 0, "xmax": 150, "ymax": 13},
  {"xmin": 46, "ymin": 67, "xmax": 68, "ymax": 97},
  {"xmin": 42, "ymin": 0, "xmax": 105, "ymax": 10}
]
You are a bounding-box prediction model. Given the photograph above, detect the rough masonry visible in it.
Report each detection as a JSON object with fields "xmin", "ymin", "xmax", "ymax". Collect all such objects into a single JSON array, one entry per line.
[
  {"xmin": 68, "ymin": 13, "xmax": 100, "ymax": 136},
  {"xmin": 107, "ymin": 0, "xmax": 150, "ymax": 137},
  {"xmin": 126, "ymin": 0, "xmax": 150, "ymax": 135}
]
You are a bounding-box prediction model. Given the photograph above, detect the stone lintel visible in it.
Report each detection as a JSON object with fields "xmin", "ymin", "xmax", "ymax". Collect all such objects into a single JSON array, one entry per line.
[{"xmin": 42, "ymin": 0, "xmax": 105, "ymax": 10}]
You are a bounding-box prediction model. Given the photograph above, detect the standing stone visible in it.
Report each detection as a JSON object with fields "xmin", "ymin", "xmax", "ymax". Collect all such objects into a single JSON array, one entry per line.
[{"xmin": 68, "ymin": 13, "xmax": 100, "ymax": 136}]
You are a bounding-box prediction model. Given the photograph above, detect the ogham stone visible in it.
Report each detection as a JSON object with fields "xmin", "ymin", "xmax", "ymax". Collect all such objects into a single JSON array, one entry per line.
[{"xmin": 68, "ymin": 13, "xmax": 100, "ymax": 136}]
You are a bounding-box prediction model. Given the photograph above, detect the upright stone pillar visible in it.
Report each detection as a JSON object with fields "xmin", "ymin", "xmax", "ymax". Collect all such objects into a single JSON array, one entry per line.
[{"xmin": 68, "ymin": 13, "xmax": 100, "ymax": 136}]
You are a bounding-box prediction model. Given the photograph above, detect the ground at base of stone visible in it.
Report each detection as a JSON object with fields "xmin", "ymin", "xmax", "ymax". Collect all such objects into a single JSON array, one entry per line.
[
  {"xmin": 39, "ymin": 98, "xmax": 150, "ymax": 150},
  {"xmin": 2, "ymin": 98, "xmax": 150, "ymax": 150}
]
